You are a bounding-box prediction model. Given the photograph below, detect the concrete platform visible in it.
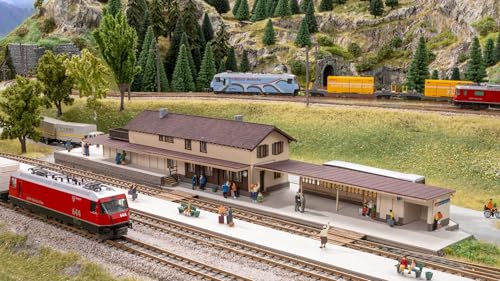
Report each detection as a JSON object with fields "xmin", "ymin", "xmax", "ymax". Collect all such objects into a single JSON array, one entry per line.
[{"xmin": 126, "ymin": 189, "xmax": 472, "ymax": 281}]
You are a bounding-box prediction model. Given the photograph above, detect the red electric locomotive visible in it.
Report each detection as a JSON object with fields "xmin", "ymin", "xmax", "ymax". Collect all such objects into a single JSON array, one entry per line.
[
  {"xmin": 453, "ymin": 84, "xmax": 500, "ymax": 109},
  {"xmin": 8, "ymin": 166, "xmax": 131, "ymax": 239}
]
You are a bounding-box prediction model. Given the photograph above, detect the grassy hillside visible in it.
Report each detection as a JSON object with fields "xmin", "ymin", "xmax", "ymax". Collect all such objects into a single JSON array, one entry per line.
[
  {"xmin": 0, "ymin": 139, "xmax": 53, "ymax": 158},
  {"xmin": 45, "ymin": 98, "xmax": 500, "ymax": 210}
]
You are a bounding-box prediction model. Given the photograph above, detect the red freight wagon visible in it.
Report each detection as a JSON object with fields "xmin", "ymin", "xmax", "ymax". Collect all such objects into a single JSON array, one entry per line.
[
  {"xmin": 8, "ymin": 167, "xmax": 131, "ymax": 239},
  {"xmin": 454, "ymin": 84, "xmax": 500, "ymax": 109}
]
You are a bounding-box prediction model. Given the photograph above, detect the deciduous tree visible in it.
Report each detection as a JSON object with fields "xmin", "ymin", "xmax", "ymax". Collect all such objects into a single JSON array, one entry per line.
[
  {"xmin": 319, "ymin": 0, "xmax": 333, "ymax": 12},
  {"xmin": 465, "ymin": 37, "xmax": 486, "ymax": 83},
  {"xmin": 36, "ymin": 51, "xmax": 74, "ymax": 117},
  {"xmin": 197, "ymin": 43, "xmax": 217, "ymax": 90},
  {"xmin": 274, "ymin": 0, "xmax": 291, "ymax": 17},
  {"xmin": 235, "ymin": 0, "xmax": 250, "ymax": 20},
  {"xmin": 304, "ymin": 0, "xmax": 318, "ymax": 33},
  {"xmin": 483, "ymin": 38, "xmax": 496, "ymax": 67},
  {"xmin": 240, "ymin": 49, "xmax": 251, "ymax": 72},
  {"xmin": 406, "ymin": 37, "xmax": 429, "ymax": 93},
  {"xmin": 0, "ymin": 76, "xmax": 45, "ymax": 153},
  {"xmin": 94, "ymin": 12, "xmax": 139, "ymax": 111},
  {"xmin": 451, "ymin": 67, "xmax": 460, "ymax": 80},
  {"xmin": 369, "ymin": 0, "xmax": 384, "ymax": 18},
  {"xmin": 295, "ymin": 18, "xmax": 311, "ymax": 47},
  {"xmin": 289, "ymin": 0, "xmax": 301, "ymax": 14},
  {"xmin": 262, "ymin": 19, "xmax": 276, "ymax": 45},
  {"xmin": 225, "ymin": 47, "xmax": 238, "ymax": 72},
  {"xmin": 202, "ymin": 14, "xmax": 214, "ymax": 42},
  {"xmin": 171, "ymin": 45, "xmax": 195, "ymax": 92}
]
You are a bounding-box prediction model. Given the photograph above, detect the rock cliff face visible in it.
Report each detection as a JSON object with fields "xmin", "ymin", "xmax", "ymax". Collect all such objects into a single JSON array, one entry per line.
[{"xmin": 44, "ymin": 0, "xmax": 103, "ymax": 34}]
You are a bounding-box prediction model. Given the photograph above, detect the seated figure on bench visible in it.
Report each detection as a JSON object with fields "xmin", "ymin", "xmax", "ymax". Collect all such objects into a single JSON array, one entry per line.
[
  {"xmin": 184, "ymin": 200, "xmax": 192, "ymax": 217},
  {"xmin": 398, "ymin": 256, "xmax": 409, "ymax": 273}
]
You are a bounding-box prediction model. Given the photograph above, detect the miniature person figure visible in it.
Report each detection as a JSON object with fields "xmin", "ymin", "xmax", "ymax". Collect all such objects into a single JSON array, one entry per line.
[
  {"xmin": 362, "ymin": 200, "xmax": 368, "ymax": 216},
  {"xmin": 486, "ymin": 198, "xmax": 494, "ymax": 212},
  {"xmin": 226, "ymin": 206, "xmax": 234, "ymax": 226},
  {"xmin": 319, "ymin": 222, "xmax": 330, "ymax": 248},
  {"xmin": 294, "ymin": 192, "xmax": 301, "ymax": 212},
  {"xmin": 192, "ymin": 174, "xmax": 197, "ymax": 190},
  {"xmin": 115, "ymin": 152, "xmax": 122, "ymax": 164},
  {"xmin": 433, "ymin": 211, "xmax": 443, "ymax": 230},
  {"xmin": 231, "ymin": 182, "xmax": 237, "ymax": 199},
  {"xmin": 300, "ymin": 193, "xmax": 305, "ymax": 213},
  {"xmin": 222, "ymin": 181, "xmax": 229, "ymax": 198},
  {"xmin": 388, "ymin": 209, "xmax": 395, "ymax": 227},
  {"xmin": 253, "ymin": 183, "xmax": 260, "ymax": 202},
  {"xmin": 408, "ymin": 258, "xmax": 416, "ymax": 274},
  {"xmin": 132, "ymin": 186, "xmax": 138, "ymax": 201},
  {"xmin": 398, "ymin": 256, "xmax": 408, "ymax": 273},
  {"xmin": 199, "ymin": 174, "xmax": 206, "ymax": 190},
  {"xmin": 367, "ymin": 200, "xmax": 373, "ymax": 217},
  {"xmin": 218, "ymin": 205, "xmax": 226, "ymax": 224},
  {"xmin": 184, "ymin": 200, "xmax": 192, "ymax": 216},
  {"xmin": 120, "ymin": 151, "xmax": 127, "ymax": 164},
  {"xmin": 65, "ymin": 140, "xmax": 72, "ymax": 152}
]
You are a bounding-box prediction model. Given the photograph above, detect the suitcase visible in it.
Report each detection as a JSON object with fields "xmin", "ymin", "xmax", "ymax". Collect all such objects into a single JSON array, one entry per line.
[{"xmin": 218, "ymin": 215, "xmax": 224, "ymax": 224}]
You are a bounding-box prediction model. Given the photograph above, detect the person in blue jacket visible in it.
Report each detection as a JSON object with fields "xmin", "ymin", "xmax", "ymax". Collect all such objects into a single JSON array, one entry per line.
[
  {"xmin": 222, "ymin": 181, "xmax": 229, "ymax": 198},
  {"xmin": 199, "ymin": 174, "xmax": 206, "ymax": 190},
  {"xmin": 192, "ymin": 174, "xmax": 197, "ymax": 190}
]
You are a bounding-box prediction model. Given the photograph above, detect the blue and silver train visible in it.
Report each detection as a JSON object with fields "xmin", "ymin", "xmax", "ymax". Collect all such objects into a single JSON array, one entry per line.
[{"xmin": 210, "ymin": 72, "xmax": 300, "ymax": 96}]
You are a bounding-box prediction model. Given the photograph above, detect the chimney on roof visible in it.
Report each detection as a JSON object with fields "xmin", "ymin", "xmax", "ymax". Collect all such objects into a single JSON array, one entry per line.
[
  {"xmin": 159, "ymin": 108, "xmax": 168, "ymax": 119},
  {"xmin": 234, "ymin": 115, "xmax": 243, "ymax": 122}
]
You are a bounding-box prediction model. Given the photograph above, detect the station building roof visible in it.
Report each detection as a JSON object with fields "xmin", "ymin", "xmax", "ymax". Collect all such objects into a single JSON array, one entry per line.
[
  {"xmin": 86, "ymin": 134, "xmax": 249, "ymax": 171},
  {"xmin": 123, "ymin": 110, "xmax": 296, "ymax": 151},
  {"xmin": 257, "ymin": 160, "xmax": 454, "ymax": 201}
]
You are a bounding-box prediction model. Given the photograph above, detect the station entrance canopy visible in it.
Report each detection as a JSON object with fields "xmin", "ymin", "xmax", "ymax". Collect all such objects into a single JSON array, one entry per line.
[{"xmin": 256, "ymin": 160, "xmax": 454, "ymax": 203}]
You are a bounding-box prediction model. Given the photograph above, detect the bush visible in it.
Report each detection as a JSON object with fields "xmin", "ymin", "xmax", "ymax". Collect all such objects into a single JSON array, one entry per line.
[
  {"xmin": 355, "ymin": 55, "xmax": 377, "ymax": 72},
  {"xmin": 376, "ymin": 45, "xmax": 392, "ymax": 61},
  {"xmin": 324, "ymin": 44, "xmax": 352, "ymax": 59},
  {"xmin": 71, "ymin": 37, "xmax": 88, "ymax": 50},
  {"xmin": 317, "ymin": 35, "xmax": 334, "ymax": 47},
  {"xmin": 472, "ymin": 17, "xmax": 498, "ymax": 36},
  {"xmin": 390, "ymin": 36, "xmax": 402, "ymax": 49},
  {"xmin": 347, "ymin": 42, "xmax": 362, "ymax": 57},
  {"xmin": 458, "ymin": 53, "xmax": 468, "ymax": 64},
  {"xmin": 40, "ymin": 17, "xmax": 57, "ymax": 34},
  {"xmin": 288, "ymin": 59, "xmax": 305, "ymax": 76},
  {"xmin": 428, "ymin": 51, "xmax": 436, "ymax": 63},
  {"xmin": 427, "ymin": 31, "xmax": 457, "ymax": 50},
  {"xmin": 15, "ymin": 26, "xmax": 29, "ymax": 37}
]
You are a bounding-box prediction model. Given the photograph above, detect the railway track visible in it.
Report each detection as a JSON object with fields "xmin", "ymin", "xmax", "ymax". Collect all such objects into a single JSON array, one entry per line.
[
  {"xmin": 2, "ymin": 154, "xmax": 500, "ymax": 280},
  {"xmin": 0, "ymin": 201, "xmax": 251, "ymax": 281},
  {"xmin": 131, "ymin": 209, "xmax": 372, "ymax": 281},
  {"xmin": 102, "ymin": 92, "xmax": 500, "ymax": 117}
]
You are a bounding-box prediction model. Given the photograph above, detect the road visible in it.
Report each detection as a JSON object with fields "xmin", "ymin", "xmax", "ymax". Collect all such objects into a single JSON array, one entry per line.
[{"xmin": 450, "ymin": 205, "xmax": 500, "ymax": 245}]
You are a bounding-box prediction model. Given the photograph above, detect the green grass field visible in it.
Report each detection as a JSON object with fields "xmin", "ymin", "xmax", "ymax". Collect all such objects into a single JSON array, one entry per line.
[
  {"xmin": 443, "ymin": 238, "xmax": 500, "ymax": 267},
  {"xmin": 0, "ymin": 139, "xmax": 54, "ymax": 158},
  {"xmin": 46, "ymin": 98, "xmax": 500, "ymax": 210},
  {"xmin": 0, "ymin": 227, "xmax": 136, "ymax": 281}
]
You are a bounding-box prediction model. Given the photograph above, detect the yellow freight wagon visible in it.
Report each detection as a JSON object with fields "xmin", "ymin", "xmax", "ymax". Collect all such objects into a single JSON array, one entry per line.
[
  {"xmin": 327, "ymin": 76, "xmax": 375, "ymax": 95},
  {"xmin": 424, "ymin": 80, "xmax": 473, "ymax": 98}
]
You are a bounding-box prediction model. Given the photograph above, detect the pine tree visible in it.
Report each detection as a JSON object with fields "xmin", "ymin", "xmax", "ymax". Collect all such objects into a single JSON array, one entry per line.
[
  {"xmin": 192, "ymin": 47, "xmax": 202, "ymax": 74},
  {"xmin": 251, "ymin": 0, "xmax": 259, "ymax": 14},
  {"xmin": 164, "ymin": 18, "xmax": 185, "ymax": 79},
  {"xmin": 483, "ymin": 38, "xmax": 496, "ymax": 67},
  {"xmin": 180, "ymin": 32, "xmax": 198, "ymax": 85},
  {"xmin": 385, "ymin": 0, "xmax": 398, "ymax": 9},
  {"xmin": 431, "ymin": 69, "xmax": 439, "ymax": 79},
  {"xmin": 107, "ymin": 0, "xmax": 122, "ymax": 16},
  {"xmin": 304, "ymin": 0, "xmax": 318, "ymax": 33},
  {"xmin": 218, "ymin": 58, "xmax": 227, "ymax": 73},
  {"xmin": 451, "ymin": 67, "xmax": 460, "ymax": 80},
  {"xmin": 465, "ymin": 37, "xmax": 486, "ymax": 83},
  {"xmin": 262, "ymin": 19, "xmax": 276, "ymax": 45},
  {"xmin": 274, "ymin": 0, "xmax": 291, "ymax": 17},
  {"xmin": 150, "ymin": 0, "xmax": 166, "ymax": 37},
  {"xmin": 214, "ymin": 0, "xmax": 230, "ymax": 14},
  {"xmin": 212, "ymin": 24, "xmax": 230, "ymax": 69},
  {"xmin": 165, "ymin": 0, "xmax": 180, "ymax": 38},
  {"xmin": 266, "ymin": 0, "xmax": 278, "ymax": 18},
  {"xmin": 300, "ymin": 0, "xmax": 311, "ymax": 14},
  {"xmin": 295, "ymin": 17, "xmax": 311, "ymax": 47},
  {"xmin": 132, "ymin": 25, "xmax": 155, "ymax": 91},
  {"xmin": 183, "ymin": 0, "xmax": 200, "ymax": 47},
  {"xmin": 289, "ymin": 0, "xmax": 301, "ymax": 15},
  {"xmin": 233, "ymin": 0, "xmax": 242, "ymax": 16},
  {"xmin": 495, "ymin": 32, "xmax": 500, "ymax": 63},
  {"xmin": 406, "ymin": 37, "xmax": 429, "ymax": 93},
  {"xmin": 236, "ymin": 0, "xmax": 250, "ymax": 20},
  {"xmin": 143, "ymin": 38, "xmax": 169, "ymax": 92},
  {"xmin": 172, "ymin": 45, "xmax": 195, "ymax": 92},
  {"xmin": 240, "ymin": 49, "xmax": 251, "ymax": 72},
  {"xmin": 369, "ymin": 0, "xmax": 384, "ymax": 18},
  {"xmin": 319, "ymin": 0, "xmax": 333, "ymax": 12},
  {"xmin": 202, "ymin": 14, "xmax": 215, "ymax": 42},
  {"xmin": 198, "ymin": 43, "xmax": 217, "ymax": 90},
  {"xmin": 226, "ymin": 47, "xmax": 238, "ymax": 72},
  {"xmin": 251, "ymin": 0, "xmax": 267, "ymax": 21},
  {"xmin": 196, "ymin": 24, "xmax": 207, "ymax": 55},
  {"xmin": 126, "ymin": 0, "xmax": 148, "ymax": 38}
]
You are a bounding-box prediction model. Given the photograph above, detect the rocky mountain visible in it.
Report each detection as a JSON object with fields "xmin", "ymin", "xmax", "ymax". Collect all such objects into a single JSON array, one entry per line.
[
  {"xmin": 1, "ymin": 0, "xmax": 498, "ymax": 86},
  {"xmin": 0, "ymin": 1, "xmax": 34, "ymax": 37}
]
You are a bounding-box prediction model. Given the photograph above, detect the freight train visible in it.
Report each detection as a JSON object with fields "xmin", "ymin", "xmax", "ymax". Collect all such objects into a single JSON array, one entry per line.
[
  {"xmin": 210, "ymin": 72, "xmax": 300, "ymax": 95},
  {"xmin": 453, "ymin": 84, "xmax": 500, "ymax": 109},
  {"xmin": 39, "ymin": 117, "xmax": 104, "ymax": 145},
  {"xmin": 0, "ymin": 157, "xmax": 131, "ymax": 239}
]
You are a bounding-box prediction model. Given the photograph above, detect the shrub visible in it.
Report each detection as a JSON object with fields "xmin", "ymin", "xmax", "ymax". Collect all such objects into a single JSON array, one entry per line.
[
  {"xmin": 71, "ymin": 37, "xmax": 88, "ymax": 50},
  {"xmin": 317, "ymin": 35, "xmax": 334, "ymax": 47},
  {"xmin": 15, "ymin": 26, "xmax": 29, "ymax": 37},
  {"xmin": 324, "ymin": 44, "xmax": 352, "ymax": 59},
  {"xmin": 472, "ymin": 17, "xmax": 498, "ymax": 36},
  {"xmin": 390, "ymin": 36, "xmax": 402, "ymax": 49},
  {"xmin": 427, "ymin": 31, "xmax": 457, "ymax": 50},
  {"xmin": 288, "ymin": 59, "xmax": 305, "ymax": 76},
  {"xmin": 347, "ymin": 42, "xmax": 362, "ymax": 57},
  {"xmin": 40, "ymin": 17, "xmax": 57, "ymax": 34},
  {"xmin": 458, "ymin": 53, "xmax": 469, "ymax": 63},
  {"xmin": 355, "ymin": 55, "xmax": 377, "ymax": 72},
  {"xmin": 376, "ymin": 44, "xmax": 392, "ymax": 61}
]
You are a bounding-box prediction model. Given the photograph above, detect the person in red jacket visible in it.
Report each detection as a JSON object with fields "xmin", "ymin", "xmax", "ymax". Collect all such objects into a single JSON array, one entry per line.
[{"xmin": 398, "ymin": 256, "xmax": 408, "ymax": 273}]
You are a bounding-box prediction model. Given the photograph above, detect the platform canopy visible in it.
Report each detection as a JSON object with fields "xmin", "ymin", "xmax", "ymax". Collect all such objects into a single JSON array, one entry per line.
[
  {"xmin": 86, "ymin": 135, "xmax": 249, "ymax": 172},
  {"xmin": 256, "ymin": 160, "xmax": 454, "ymax": 202}
]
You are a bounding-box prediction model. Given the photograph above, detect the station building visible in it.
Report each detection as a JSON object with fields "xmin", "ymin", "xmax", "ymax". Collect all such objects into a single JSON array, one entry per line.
[{"xmin": 55, "ymin": 108, "xmax": 455, "ymax": 231}]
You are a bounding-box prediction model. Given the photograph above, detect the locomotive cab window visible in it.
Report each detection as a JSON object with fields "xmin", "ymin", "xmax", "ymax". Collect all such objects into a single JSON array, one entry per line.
[
  {"xmin": 101, "ymin": 198, "xmax": 128, "ymax": 214},
  {"xmin": 474, "ymin": 91, "xmax": 484, "ymax": 96},
  {"xmin": 215, "ymin": 77, "xmax": 221, "ymax": 82},
  {"xmin": 287, "ymin": 79, "xmax": 293, "ymax": 84},
  {"xmin": 90, "ymin": 201, "xmax": 96, "ymax": 213},
  {"xmin": 10, "ymin": 177, "xmax": 16, "ymax": 188}
]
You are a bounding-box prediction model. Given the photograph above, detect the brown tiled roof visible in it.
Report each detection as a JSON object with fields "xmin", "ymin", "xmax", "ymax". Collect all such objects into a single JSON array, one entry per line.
[
  {"xmin": 86, "ymin": 134, "xmax": 249, "ymax": 171},
  {"xmin": 122, "ymin": 111, "xmax": 295, "ymax": 150},
  {"xmin": 257, "ymin": 160, "xmax": 454, "ymax": 201}
]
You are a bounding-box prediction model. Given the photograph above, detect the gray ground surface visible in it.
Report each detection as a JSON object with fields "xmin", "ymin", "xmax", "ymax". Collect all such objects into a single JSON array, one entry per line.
[{"xmin": 450, "ymin": 205, "xmax": 500, "ymax": 245}]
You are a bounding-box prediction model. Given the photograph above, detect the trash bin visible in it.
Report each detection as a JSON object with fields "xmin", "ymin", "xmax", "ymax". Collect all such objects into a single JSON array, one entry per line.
[{"xmin": 425, "ymin": 271, "xmax": 433, "ymax": 280}]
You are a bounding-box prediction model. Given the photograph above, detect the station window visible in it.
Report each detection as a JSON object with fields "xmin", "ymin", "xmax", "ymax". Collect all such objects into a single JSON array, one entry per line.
[
  {"xmin": 205, "ymin": 167, "xmax": 213, "ymax": 176},
  {"xmin": 257, "ymin": 144, "xmax": 269, "ymax": 158},
  {"xmin": 272, "ymin": 141, "xmax": 284, "ymax": 155},
  {"xmin": 474, "ymin": 91, "xmax": 484, "ymax": 96},
  {"xmin": 188, "ymin": 163, "xmax": 195, "ymax": 173},
  {"xmin": 185, "ymin": 139, "xmax": 192, "ymax": 150},
  {"xmin": 200, "ymin": 141, "xmax": 207, "ymax": 153},
  {"xmin": 232, "ymin": 171, "xmax": 242, "ymax": 183},
  {"xmin": 159, "ymin": 135, "xmax": 174, "ymax": 143},
  {"xmin": 90, "ymin": 201, "xmax": 96, "ymax": 213},
  {"xmin": 274, "ymin": 172, "xmax": 281, "ymax": 179},
  {"xmin": 167, "ymin": 159, "xmax": 175, "ymax": 168}
]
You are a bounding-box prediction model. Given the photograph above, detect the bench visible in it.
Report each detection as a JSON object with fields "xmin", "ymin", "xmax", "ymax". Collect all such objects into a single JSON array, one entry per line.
[
  {"xmin": 395, "ymin": 262, "xmax": 426, "ymax": 279},
  {"xmin": 178, "ymin": 204, "xmax": 200, "ymax": 218}
]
